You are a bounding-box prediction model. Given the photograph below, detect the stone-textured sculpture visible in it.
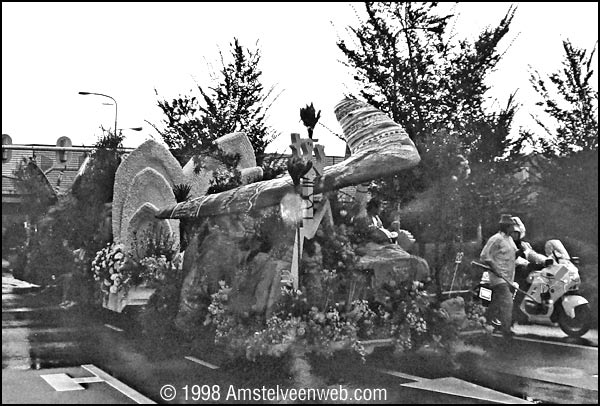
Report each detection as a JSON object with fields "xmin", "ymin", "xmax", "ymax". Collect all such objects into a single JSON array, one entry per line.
[
  {"xmin": 183, "ymin": 132, "xmax": 263, "ymax": 198},
  {"xmin": 112, "ymin": 139, "xmax": 184, "ymax": 244},
  {"xmin": 120, "ymin": 167, "xmax": 179, "ymax": 252}
]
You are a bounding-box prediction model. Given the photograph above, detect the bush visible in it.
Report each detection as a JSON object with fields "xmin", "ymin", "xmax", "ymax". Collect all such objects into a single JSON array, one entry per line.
[{"xmin": 24, "ymin": 232, "xmax": 74, "ymax": 285}]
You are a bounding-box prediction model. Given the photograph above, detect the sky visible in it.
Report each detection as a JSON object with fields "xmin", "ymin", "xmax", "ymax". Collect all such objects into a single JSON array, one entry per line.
[{"xmin": 2, "ymin": 2, "xmax": 598, "ymax": 157}]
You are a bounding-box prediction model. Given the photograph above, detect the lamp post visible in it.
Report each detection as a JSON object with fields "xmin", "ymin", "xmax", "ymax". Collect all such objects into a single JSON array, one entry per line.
[
  {"xmin": 79, "ymin": 91, "xmax": 118, "ymax": 135},
  {"xmin": 120, "ymin": 127, "xmax": 143, "ymax": 132}
]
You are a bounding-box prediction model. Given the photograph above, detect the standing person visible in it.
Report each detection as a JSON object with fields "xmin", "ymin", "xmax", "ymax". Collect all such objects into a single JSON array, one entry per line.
[{"xmin": 480, "ymin": 214, "xmax": 519, "ymax": 339}]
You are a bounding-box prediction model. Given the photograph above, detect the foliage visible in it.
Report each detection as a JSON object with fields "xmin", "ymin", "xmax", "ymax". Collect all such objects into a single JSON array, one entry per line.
[
  {"xmin": 22, "ymin": 232, "xmax": 74, "ymax": 286},
  {"xmin": 337, "ymin": 2, "xmax": 517, "ymax": 162},
  {"xmin": 514, "ymin": 40, "xmax": 598, "ymax": 247},
  {"xmin": 172, "ymin": 183, "xmax": 192, "ymax": 203},
  {"xmin": 527, "ymin": 40, "xmax": 598, "ymax": 155},
  {"xmin": 138, "ymin": 252, "xmax": 187, "ymax": 337},
  {"xmin": 337, "ymin": 2, "xmax": 522, "ymax": 254},
  {"xmin": 200, "ymin": 196, "xmax": 461, "ymax": 362},
  {"xmin": 64, "ymin": 129, "xmax": 125, "ymax": 254},
  {"xmin": 152, "ymin": 37, "xmax": 280, "ymax": 167},
  {"xmin": 529, "ymin": 150, "xmax": 598, "ymax": 246},
  {"xmin": 464, "ymin": 298, "xmax": 489, "ymax": 330},
  {"xmin": 14, "ymin": 129, "xmax": 124, "ymax": 286},
  {"xmin": 206, "ymin": 283, "xmax": 370, "ymax": 361},
  {"xmin": 260, "ymin": 153, "xmax": 289, "ymax": 181},
  {"xmin": 299, "ymin": 103, "xmax": 322, "ymax": 139},
  {"xmin": 12, "ymin": 157, "xmax": 57, "ymax": 225},
  {"xmin": 2, "ymin": 221, "xmax": 27, "ymax": 253},
  {"xmin": 377, "ymin": 280, "xmax": 438, "ymax": 353},
  {"xmin": 130, "ymin": 225, "xmax": 178, "ymax": 261},
  {"xmin": 72, "ymin": 127, "xmax": 124, "ymax": 206}
]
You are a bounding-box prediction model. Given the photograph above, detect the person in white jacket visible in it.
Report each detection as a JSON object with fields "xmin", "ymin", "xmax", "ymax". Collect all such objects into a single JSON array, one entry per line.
[
  {"xmin": 510, "ymin": 217, "xmax": 554, "ymax": 287},
  {"xmin": 480, "ymin": 214, "xmax": 519, "ymax": 339}
]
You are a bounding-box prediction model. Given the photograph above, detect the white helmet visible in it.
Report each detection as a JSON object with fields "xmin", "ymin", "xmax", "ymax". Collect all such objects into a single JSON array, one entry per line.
[{"xmin": 511, "ymin": 216, "xmax": 526, "ymax": 239}]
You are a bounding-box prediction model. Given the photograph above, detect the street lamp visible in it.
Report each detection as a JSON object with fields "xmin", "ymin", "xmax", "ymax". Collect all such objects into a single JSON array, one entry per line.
[{"xmin": 79, "ymin": 91, "xmax": 118, "ymax": 135}]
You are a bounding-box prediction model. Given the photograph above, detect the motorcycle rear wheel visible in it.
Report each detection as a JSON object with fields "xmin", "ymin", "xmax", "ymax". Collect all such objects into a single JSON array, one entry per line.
[{"xmin": 558, "ymin": 304, "xmax": 591, "ymax": 337}]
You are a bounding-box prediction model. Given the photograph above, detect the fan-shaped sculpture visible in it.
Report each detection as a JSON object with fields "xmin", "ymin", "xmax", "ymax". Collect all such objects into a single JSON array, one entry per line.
[
  {"xmin": 112, "ymin": 139, "xmax": 184, "ymax": 242},
  {"xmin": 126, "ymin": 202, "xmax": 176, "ymax": 259},
  {"xmin": 120, "ymin": 167, "xmax": 179, "ymax": 250}
]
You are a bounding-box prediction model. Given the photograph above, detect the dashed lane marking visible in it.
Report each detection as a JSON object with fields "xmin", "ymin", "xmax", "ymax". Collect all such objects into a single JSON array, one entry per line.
[
  {"xmin": 491, "ymin": 333, "xmax": 598, "ymax": 350},
  {"xmin": 184, "ymin": 356, "xmax": 219, "ymax": 370},
  {"xmin": 2, "ymin": 306, "xmax": 63, "ymax": 313},
  {"xmin": 104, "ymin": 324, "xmax": 124, "ymax": 332},
  {"xmin": 379, "ymin": 368, "xmax": 426, "ymax": 382}
]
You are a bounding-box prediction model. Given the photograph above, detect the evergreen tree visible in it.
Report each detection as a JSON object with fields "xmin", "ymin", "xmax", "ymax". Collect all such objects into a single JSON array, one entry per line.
[
  {"xmin": 522, "ymin": 40, "xmax": 598, "ymax": 246},
  {"xmin": 529, "ymin": 40, "xmax": 598, "ymax": 155},
  {"xmin": 152, "ymin": 38, "xmax": 280, "ymax": 167},
  {"xmin": 337, "ymin": 2, "xmax": 518, "ymax": 203}
]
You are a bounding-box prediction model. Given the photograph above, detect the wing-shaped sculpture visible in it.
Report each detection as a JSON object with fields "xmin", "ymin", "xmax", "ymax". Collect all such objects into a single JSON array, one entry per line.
[{"xmin": 156, "ymin": 98, "xmax": 420, "ymax": 220}]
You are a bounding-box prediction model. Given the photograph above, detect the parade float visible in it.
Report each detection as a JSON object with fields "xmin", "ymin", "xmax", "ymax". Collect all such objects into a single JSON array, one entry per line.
[{"xmin": 92, "ymin": 97, "xmax": 481, "ymax": 359}]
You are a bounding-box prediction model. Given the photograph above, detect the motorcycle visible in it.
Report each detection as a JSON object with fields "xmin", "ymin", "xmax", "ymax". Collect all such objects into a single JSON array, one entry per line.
[{"xmin": 472, "ymin": 239, "xmax": 591, "ymax": 338}]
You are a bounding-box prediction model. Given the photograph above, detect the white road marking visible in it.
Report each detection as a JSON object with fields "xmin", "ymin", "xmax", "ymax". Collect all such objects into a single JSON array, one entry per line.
[
  {"xmin": 492, "ymin": 332, "xmax": 598, "ymax": 350},
  {"xmin": 73, "ymin": 376, "xmax": 105, "ymax": 384},
  {"xmin": 402, "ymin": 377, "xmax": 533, "ymax": 404},
  {"xmin": 104, "ymin": 324, "xmax": 124, "ymax": 332},
  {"xmin": 2, "ymin": 306, "xmax": 62, "ymax": 313},
  {"xmin": 379, "ymin": 368, "xmax": 426, "ymax": 382},
  {"xmin": 41, "ymin": 365, "xmax": 155, "ymax": 404},
  {"xmin": 41, "ymin": 373, "xmax": 85, "ymax": 391},
  {"xmin": 381, "ymin": 369, "xmax": 532, "ymax": 404},
  {"xmin": 82, "ymin": 364, "xmax": 155, "ymax": 404},
  {"xmin": 184, "ymin": 355, "xmax": 219, "ymax": 370}
]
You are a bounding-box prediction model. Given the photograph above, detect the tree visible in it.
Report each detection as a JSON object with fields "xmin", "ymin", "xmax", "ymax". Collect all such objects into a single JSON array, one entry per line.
[
  {"xmin": 337, "ymin": 2, "xmax": 519, "ymax": 205},
  {"xmin": 337, "ymin": 2, "xmax": 528, "ymax": 294},
  {"xmin": 61, "ymin": 128, "xmax": 125, "ymax": 253},
  {"xmin": 522, "ymin": 40, "xmax": 598, "ymax": 246},
  {"xmin": 12, "ymin": 157, "xmax": 57, "ymax": 227},
  {"xmin": 528, "ymin": 40, "xmax": 598, "ymax": 155},
  {"xmin": 152, "ymin": 38, "xmax": 280, "ymax": 167}
]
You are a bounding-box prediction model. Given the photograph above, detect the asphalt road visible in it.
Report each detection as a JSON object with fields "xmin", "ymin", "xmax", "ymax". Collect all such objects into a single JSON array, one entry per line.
[{"xmin": 2, "ymin": 273, "xmax": 598, "ymax": 404}]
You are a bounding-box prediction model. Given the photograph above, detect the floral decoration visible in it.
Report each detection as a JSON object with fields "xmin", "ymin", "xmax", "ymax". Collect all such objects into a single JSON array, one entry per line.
[{"xmin": 91, "ymin": 242, "xmax": 127, "ymax": 294}]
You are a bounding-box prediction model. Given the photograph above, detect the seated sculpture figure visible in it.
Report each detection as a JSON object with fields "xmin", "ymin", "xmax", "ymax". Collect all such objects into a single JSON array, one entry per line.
[{"xmin": 362, "ymin": 198, "xmax": 398, "ymax": 244}]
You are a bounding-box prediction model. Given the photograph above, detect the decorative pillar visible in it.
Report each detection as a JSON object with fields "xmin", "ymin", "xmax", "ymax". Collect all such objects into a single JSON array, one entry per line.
[{"xmin": 289, "ymin": 133, "xmax": 326, "ymax": 290}]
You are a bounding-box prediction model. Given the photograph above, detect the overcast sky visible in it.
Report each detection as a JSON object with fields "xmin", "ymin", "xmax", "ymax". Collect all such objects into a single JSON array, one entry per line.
[{"xmin": 2, "ymin": 2, "xmax": 598, "ymax": 156}]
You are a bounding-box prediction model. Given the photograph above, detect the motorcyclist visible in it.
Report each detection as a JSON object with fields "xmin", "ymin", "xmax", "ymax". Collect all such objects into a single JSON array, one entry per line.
[
  {"xmin": 509, "ymin": 217, "xmax": 554, "ymax": 324},
  {"xmin": 510, "ymin": 217, "xmax": 554, "ymax": 290}
]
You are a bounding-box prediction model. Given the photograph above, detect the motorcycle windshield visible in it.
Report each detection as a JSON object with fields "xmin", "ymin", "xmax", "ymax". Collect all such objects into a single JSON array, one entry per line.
[{"xmin": 545, "ymin": 239, "xmax": 570, "ymax": 260}]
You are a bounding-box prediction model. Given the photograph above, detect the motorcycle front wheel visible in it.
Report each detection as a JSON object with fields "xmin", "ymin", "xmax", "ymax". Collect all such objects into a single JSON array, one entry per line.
[{"xmin": 558, "ymin": 304, "xmax": 591, "ymax": 337}]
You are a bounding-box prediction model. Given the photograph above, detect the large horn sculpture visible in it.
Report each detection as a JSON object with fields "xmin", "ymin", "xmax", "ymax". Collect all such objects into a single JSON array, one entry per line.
[{"xmin": 155, "ymin": 98, "xmax": 420, "ymax": 220}]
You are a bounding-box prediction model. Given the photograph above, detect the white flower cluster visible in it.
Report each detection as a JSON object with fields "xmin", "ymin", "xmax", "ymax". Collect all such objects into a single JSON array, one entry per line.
[
  {"xmin": 406, "ymin": 312, "xmax": 427, "ymax": 334},
  {"xmin": 91, "ymin": 243, "xmax": 127, "ymax": 294}
]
